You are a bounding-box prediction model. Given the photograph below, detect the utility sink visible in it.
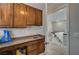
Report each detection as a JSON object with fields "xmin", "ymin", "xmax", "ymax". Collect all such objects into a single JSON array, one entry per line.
[{"xmin": 33, "ymin": 34, "xmax": 43, "ymax": 39}]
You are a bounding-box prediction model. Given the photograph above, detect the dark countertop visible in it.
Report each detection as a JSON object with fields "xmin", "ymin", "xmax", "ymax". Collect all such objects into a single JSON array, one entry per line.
[
  {"xmin": 0, "ymin": 34, "xmax": 45, "ymax": 48},
  {"xmin": 12, "ymin": 34, "xmax": 45, "ymax": 39}
]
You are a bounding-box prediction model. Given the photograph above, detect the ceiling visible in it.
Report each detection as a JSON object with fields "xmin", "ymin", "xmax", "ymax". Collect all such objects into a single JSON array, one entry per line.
[
  {"xmin": 24, "ymin": 3, "xmax": 66, "ymax": 15},
  {"xmin": 47, "ymin": 3, "xmax": 66, "ymax": 14},
  {"xmin": 25, "ymin": 3, "xmax": 45, "ymax": 10}
]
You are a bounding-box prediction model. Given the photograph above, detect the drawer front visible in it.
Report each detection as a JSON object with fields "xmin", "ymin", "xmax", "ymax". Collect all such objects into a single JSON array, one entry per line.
[
  {"xmin": 38, "ymin": 39, "xmax": 45, "ymax": 43},
  {"xmin": 27, "ymin": 49, "xmax": 38, "ymax": 55},
  {"xmin": 27, "ymin": 44, "xmax": 37, "ymax": 51},
  {"xmin": 14, "ymin": 43, "xmax": 27, "ymax": 49},
  {"xmin": 0, "ymin": 50, "xmax": 15, "ymax": 55},
  {"xmin": 0, "ymin": 46, "xmax": 14, "ymax": 52},
  {"xmin": 0, "ymin": 46, "xmax": 16, "ymax": 55},
  {"xmin": 26, "ymin": 40, "xmax": 38, "ymax": 46}
]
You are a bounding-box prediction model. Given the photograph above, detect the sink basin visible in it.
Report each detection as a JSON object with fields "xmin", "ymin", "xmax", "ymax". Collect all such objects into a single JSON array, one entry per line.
[{"xmin": 33, "ymin": 34, "xmax": 42, "ymax": 39}]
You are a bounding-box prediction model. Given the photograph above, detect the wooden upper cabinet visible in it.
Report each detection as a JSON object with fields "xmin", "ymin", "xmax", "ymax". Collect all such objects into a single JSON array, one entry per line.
[
  {"xmin": 27, "ymin": 6, "xmax": 36, "ymax": 26},
  {"xmin": 0, "ymin": 4, "xmax": 13, "ymax": 28},
  {"xmin": 14, "ymin": 4, "xmax": 27, "ymax": 28},
  {"xmin": 35, "ymin": 9, "xmax": 42, "ymax": 26},
  {"xmin": 0, "ymin": 3, "xmax": 42, "ymax": 28}
]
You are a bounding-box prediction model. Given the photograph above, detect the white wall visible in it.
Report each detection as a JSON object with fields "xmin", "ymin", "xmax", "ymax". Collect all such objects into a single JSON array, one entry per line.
[
  {"xmin": 47, "ymin": 7, "xmax": 67, "ymax": 32},
  {"xmin": 47, "ymin": 7, "xmax": 69, "ymax": 55},
  {"xmin": 47, "ymin": 7, "xmax": 67, "ymax": 43},
  {"xmin": 69, "ymin": 4, "xmax": 79, "ymax": 55},
  {"xmin": 47, "ymin": 8, "xmax": 67, "ymax": 34},
  {"xmin": 46, "ymin": 5, "xmax": 68, "ymax": 55},
  {"xmin": 0, "ymin": 3, "xmax": 46, "ymax": 38},
  {"xmin": 47, "ymin": 8, "xmax": 67, "ymax": 21},
  {"xmin": 0, "ymin": 26, "xmax": 44, "ymax": 37}
]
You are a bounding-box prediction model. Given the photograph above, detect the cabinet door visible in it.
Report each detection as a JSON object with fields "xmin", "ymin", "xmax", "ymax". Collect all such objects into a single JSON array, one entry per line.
[
  {"xmin": 0, "ymin": 50, "xmax": 16, "ymax": 55},
  {"xmin": 35, "ymin": 9, "xmax": 42, "ymax": 26},
  {"xmin": 38, "ymin": 43, "xmax": 45, "ymax": 54},
  {"xmin": 27, "ymin": 49, "xmax": 38, "ymax": 55},
  {"xmin": 37, "ymin": 39, "xmax": 45, "ymax": 54},
  {"xmin": 27, "ymin": 6, "xmax": 36, "ymax": 26},
  {"xmin": 0, "ymin": 3, "xmax": 13, "ymax": 28},
  {"xmin": 27, "ymin": 44, "xmax": 37, "ymax": 52},
  {"xmin": 14, "ymin": 4, "xmax": 27, "ymax": 28},
  {"xmin": 26, "ymin": 42, "xmax": 38, "ymax": 55}
]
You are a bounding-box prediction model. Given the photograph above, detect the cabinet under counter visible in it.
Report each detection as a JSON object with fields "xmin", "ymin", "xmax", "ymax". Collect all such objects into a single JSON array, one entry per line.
[{"xmin": 0, "ymin": 35, "xmax": 45, "ymax": 55}]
